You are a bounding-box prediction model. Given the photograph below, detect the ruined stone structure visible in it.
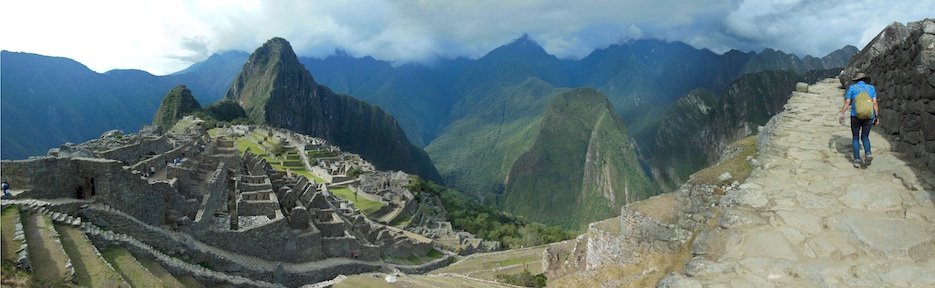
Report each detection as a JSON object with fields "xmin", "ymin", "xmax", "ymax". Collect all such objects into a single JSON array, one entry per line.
[
  {"xmin": 841, "ymin": 18, "xmax": 935, "ymax": 171},
  {"xmin": 1, "ymin": 124, "xmax": 446, "ymax": 287}
]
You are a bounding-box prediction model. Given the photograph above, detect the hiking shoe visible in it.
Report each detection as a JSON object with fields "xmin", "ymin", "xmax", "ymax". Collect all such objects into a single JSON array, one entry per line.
[
  {"xmin": 853, "ymin": 159, "xmax": 862, "ymax": 168},
  {"xmin": 865, "ymin": 153, "xmax": 873, "ymax": 165}
]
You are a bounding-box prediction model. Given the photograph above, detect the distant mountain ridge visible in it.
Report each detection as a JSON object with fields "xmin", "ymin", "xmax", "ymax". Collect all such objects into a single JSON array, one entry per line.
[
  {"xmin": 0, "ymin": 51, "xmax": 241, "ymax": 159},
  {"xmin": 0, "ymin": 37, "xmax": 852, "ymax": 159},
  {"xmin": 224, "ymin": 38, "xmax": 442, "ymax": 183}
]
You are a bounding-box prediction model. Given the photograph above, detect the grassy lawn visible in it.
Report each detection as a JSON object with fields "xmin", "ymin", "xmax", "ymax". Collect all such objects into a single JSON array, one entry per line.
[
  {"xmin": 100, "ymin": 247, "xmax": 164, "ymax": 288},
  {"xmin": 329, "ymin": 187, "xmax": 384, "ymax": 215},
  {"xmin": 56, "ymin": 224, "xmax": 128, "ymax": 287},
  {"xmin": 237, "ymin": 138, "xmax": 268, "ymax": 156},
  {"xmin": 688, "ymin": 135, "xmax": 757, "ymax": 185}
]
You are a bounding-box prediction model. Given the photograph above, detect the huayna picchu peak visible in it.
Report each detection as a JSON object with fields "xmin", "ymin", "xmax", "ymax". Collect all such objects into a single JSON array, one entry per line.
[{"xmin": 224, "ymin": 37, "xmax": 442, "ymax": 183}]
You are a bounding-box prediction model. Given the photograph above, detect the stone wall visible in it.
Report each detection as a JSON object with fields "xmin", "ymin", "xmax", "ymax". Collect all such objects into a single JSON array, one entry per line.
[
  {"xmin": 1, "ymin": 157, "xmax": 176, "ymax": 226},
  {"xmin": 842, "ymin": 18, "xmax": 935, "ymax": 170},
  {"xmin": 194, "ymin": 164, "xmax": 229, "ymax": 229},
  {"xmin": 195, "ymin": 214, "xmax": 323, "ymax": 263},
  {"xmin": 98, "ymin": 135, "xmax": 173, "ymax": 164},
  {"xmin": 583, "ymin": 207, "xmax": 691, "ymax": 270},
  {"xmin": 320, "ymin": 236, "xmax": 380, "ymax": 261}
]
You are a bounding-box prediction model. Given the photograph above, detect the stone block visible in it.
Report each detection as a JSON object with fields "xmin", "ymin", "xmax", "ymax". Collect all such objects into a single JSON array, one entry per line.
[{"xmin": 796, "ymin": 82, "xmax": 809, "ymax": 93}]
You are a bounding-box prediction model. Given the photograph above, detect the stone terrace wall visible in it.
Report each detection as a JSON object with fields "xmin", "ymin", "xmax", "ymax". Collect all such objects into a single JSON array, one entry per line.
[
  {"xmin": 195, "ymin": 215, "xmax": 323, "ymax": 263},
  {"xmin": 99, "ymin": 135, "xmax": 173, "ymax": 164},
  {"xmin": 843, "ymin": 18, "xmax": 935, "ymax": 170}
]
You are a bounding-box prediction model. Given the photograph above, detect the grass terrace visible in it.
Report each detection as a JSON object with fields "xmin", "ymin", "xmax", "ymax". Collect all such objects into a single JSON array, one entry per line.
[
  {"xmin": 101, "ymin": 247, "xmax": 164, "ymax": 288},
  {"xmin": 236, "ymin": 135, "xmax": 327, "ymax": 183},
  {"xmin": 1, "ymin": 205, "xmax": 32, "ymax": 286},
  {"xmin": 388, "ymin": 249, "xmax": 446, "ymax": 266},
  {"xmin": 329, "ymin": 187, "xmax": 384, "ymax": 215},
  {"xmin": 307, "ymin": 149, "xmax": 336, "ymax": 159},
  {"xmin": 431, "ymin": 246, "xmax": 546, "ymax": 281}
]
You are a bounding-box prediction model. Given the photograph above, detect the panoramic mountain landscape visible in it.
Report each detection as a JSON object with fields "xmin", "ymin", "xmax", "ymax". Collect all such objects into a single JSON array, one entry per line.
[
  {"xmin": 2, "ymin": 36, "xmax": 855, "ymax": 230},
  {"xmin": 2, "ymin": 0, "xmax": 933, "ymax": 286}
]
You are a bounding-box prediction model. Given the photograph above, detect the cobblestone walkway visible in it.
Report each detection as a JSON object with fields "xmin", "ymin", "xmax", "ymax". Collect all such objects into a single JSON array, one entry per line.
[{"xmin": 662, "ymin": 79, "xmax": 935, "ymax": 287}]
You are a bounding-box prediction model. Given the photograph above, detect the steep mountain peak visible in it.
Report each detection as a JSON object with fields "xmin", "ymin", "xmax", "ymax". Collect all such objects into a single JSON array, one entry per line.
[
  {"xmin": 153, "ymin": 84, "xmax": 202, "ymax": 133},
  {"xmin": 224, "ymin": 37, "xmax": 317, "ymax": 122},
  {"xmin": 222, "ymin": 37, "xmax": 442, "ymax": 183},
  {"xmin": 487, "ymin": 33, "xmax": 550, "ymax": 59}
]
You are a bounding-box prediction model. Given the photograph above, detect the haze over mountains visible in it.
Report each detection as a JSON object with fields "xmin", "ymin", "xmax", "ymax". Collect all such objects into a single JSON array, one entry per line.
[{"xmin": 1, "ymin": 36, "xmax": 856, "ymax": 228}]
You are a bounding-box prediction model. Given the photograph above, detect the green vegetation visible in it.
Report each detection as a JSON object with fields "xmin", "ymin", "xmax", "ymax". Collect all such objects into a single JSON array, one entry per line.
[
  {"xmin": 204, "ymin": 99, "xmax": 247, "ymax": 122},
  {"xmin": 501, "ymin": 88, "xmax": 659, "ymax": 230},
  {"xmin": 330, "ymin": 187, "xmax": 384, "ymax": 215},
  {"xmin": 100, "ymin": 247, "xmax": 164, "ymax": 288},
  {"xmin": 346, "ymin": 167, "xmax": 363, "ymax": 178},
  {"xmin": 389, "ymin": 215, "xmax": 413, "ymax": 227},
  {"xmin": 56, "ymin": 224, "xmax": 128, "ymax": 287},
  {"xmin": 1, "ymin": 205, "xmax": 33, "ymax": 287},
  {"xmin": 153, "ymin": 84, "xmax": 203, "ymax": 134},
  {"xmin": 425, "ymin": 78, "xmax": 562, "ymax": 198},
  {"xmin": 495, "ymin": 269, "xmax": 547, "ymax": 288},
  {"xmin": 306, "ymin": 149, "xmax": 336, "ymax": 158},
  {"xmin": 408, "ymin": 178, "xmax": 574, "ymax": 249},
  {"xmin": 270, "ymin": 140, "xmax": 286, "ymax": 157}
]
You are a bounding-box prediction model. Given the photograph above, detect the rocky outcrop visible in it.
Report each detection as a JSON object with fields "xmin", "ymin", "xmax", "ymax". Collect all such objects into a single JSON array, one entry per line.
[{"xmin": 842, "ymin": 18, "xmax": 935, "ymax": 171}]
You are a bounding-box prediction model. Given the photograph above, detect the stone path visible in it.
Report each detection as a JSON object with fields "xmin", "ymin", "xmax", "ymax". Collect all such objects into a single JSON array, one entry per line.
[{"xmin": 662, "ymin": 79, "xmax": 935, "ymax": 287}]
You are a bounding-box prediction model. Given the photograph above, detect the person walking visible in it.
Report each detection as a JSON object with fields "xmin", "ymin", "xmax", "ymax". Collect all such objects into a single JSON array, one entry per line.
[{"xmin": 839, "ymin": 72, "xmax": 880, "ymax": 168}]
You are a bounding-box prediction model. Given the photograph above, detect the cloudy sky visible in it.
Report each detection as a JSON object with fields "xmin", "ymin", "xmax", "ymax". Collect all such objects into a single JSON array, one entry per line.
[{"xmin": 2, "ymin": 0, "xmax": 932, "ymax": 75}]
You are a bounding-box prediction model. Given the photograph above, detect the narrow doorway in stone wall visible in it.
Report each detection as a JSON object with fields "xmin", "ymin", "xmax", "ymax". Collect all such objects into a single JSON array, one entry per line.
[{"xmin": 83, "ymin": 177, "xmax": 97, "ymax": 198}]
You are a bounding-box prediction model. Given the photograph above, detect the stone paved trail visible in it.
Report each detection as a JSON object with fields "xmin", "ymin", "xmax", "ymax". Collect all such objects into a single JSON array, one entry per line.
[{"xmin": 665, "ymin": 79, "xmax": 935, "ymax": 287}]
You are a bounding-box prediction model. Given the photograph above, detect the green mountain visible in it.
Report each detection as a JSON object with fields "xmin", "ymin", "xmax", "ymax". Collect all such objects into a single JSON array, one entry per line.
[
  {"xmin": 426, "ymin": 78, "xmax": 565, "ymax": 199},
  {"xmin": 152, "ymin": 84, "xmax": 202, "ymax": 132},
  {"xmin": 501, "ymin": 88, "xmax": 658, "ymax": 229},
  {"xmin": 224, "ymin": 37, "xmax": 442, "ymax": 183}
]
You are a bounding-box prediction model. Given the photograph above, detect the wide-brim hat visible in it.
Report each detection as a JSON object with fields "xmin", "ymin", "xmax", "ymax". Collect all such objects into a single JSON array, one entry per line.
[{"xmin": 852, "ymin": 72, "xmax": 869, "ymax": 81}]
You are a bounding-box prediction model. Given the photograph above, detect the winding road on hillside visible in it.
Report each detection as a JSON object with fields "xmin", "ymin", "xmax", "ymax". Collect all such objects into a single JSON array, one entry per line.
[{"xmin": 662, "ymin": 79, "xmax": 935, "ymax": 287}]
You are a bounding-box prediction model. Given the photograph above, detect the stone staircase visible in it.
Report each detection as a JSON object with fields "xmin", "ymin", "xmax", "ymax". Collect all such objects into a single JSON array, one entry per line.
[{"xmin": 659, "ymin": 79, "xmax": 935, "ymax": 287}]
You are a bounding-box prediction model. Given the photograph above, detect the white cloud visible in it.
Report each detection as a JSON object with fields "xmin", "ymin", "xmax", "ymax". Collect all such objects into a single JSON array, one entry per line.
[{"xmin": 2, "ymin": 0, "xmax": 933, "ymax": 75}]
